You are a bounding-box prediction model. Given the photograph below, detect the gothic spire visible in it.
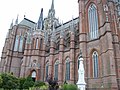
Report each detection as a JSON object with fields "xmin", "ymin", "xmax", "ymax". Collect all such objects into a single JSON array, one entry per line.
[
  {"xmin": 48, "ymin": 0, "xmax": 55, "ymax": 18},
  {"xmin": 37, "ymin": 8, "xmax": 43, "ymax": 30},
  {"xmin": 51, "ymin": 0, "xmax": 54, "ymax": 10}
]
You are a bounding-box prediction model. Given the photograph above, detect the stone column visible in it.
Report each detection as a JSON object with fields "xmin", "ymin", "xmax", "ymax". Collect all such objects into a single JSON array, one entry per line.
[{"xmin": 78, "ymin": 0, "xmax": 87, "ymax": 84}]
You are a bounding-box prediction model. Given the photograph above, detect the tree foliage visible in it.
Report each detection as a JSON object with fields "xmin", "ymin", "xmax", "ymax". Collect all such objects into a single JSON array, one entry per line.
[
  {"xmin": 22, "ymin": 76, "xmax": 34, "ymax": 89},
  {"xmin": 19, "ymin": 77, "xmax": 26, "ymax": 89},
  {"xmin": 34, "ymin": 80, "xmax": 45, "ymax": 87},
  {"xmin": 0, "ymin": 73, "xmax": 19, "ymax": 89}
]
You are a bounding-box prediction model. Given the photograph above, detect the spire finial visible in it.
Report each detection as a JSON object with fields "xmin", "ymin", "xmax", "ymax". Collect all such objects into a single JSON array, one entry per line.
[
  {"xmin": 10, "ymin": 19, "xmax": 14, "ymax": 29},
  {"xmin": 15, "ymin": 14, "xmax": 19, "ymax": 25},
  {"xmin": 72, "ymin": 15, "xmax": 74, "ymax": 24},
  {"xmin": 70, "ymin": 16, "xmax": 74, "ymax": 32}
]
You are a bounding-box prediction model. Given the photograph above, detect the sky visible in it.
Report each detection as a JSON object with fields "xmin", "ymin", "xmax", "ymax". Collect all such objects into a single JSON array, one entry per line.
[{"xmin": 0, "ymin": 0, "xmax": 79, "ymax": 56}]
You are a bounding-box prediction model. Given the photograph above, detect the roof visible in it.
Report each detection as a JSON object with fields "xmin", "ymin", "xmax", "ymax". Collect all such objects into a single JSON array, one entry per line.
[{"xmin": 19, "ymin": 18, "xmax": 36, "ymax": 28}]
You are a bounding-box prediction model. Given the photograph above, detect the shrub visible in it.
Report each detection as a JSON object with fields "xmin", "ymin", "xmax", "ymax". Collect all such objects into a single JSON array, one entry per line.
[
  {"xmin": 40, "ymin": 85, "xmax": 48, "ymax": 90},
  {"xmin": 0, "ymin": 73, "xmax": 19, "ymax": 89},
  {"xmin": 62, "ymin": 84, "xmax": 78, "ymax": 90},
  {"xmin": 34, "ymin": 81, "xmax": 45, "ymax": 87},
  {"xmin": 23, "ymin": 76, "xmax": 34, "ymax": 89}
]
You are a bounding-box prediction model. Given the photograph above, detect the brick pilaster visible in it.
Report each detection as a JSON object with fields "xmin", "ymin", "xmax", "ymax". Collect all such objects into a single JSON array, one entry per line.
[
  {"xmin": 58, "ymin": 36, "xmax": 64, "ymax": 84},
  {"xmin": 70, "ymin": 31, "xmax": 75, "ymax": 84}
]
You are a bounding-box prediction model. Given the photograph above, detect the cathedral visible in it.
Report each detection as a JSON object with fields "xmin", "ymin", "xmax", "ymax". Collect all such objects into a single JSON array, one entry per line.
[{"xmin": 0, "ymin": 0, "xmax": 120, "ymax": 89}]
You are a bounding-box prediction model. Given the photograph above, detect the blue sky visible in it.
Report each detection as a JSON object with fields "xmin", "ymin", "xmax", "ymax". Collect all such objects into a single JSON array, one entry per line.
[{"xmin": 0, "ymin": 0, "xmax": 78, "ymax": 56}]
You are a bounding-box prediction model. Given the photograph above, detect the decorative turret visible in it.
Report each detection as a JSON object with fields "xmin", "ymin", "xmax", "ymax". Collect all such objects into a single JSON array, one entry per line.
[
  {"xmin": 70, "ymin": 17, "xmax": 75, "ymax": 32},
  {"xmin": 15, "ymin": 15, "xmax": 18, "ymax": 25},
  {"xmin": 37, "ymin": 8, "xmax": 43, "ymax": 30},
  {"xmin": 60, "ymin": 23, "xmax": 65, "ymax": 38}
]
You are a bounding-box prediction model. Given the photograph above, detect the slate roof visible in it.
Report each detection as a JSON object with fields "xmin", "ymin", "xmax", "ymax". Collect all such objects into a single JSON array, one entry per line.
[{"xmin": 19, "ymin": 18, "xmax": 36, "ymax": 28}]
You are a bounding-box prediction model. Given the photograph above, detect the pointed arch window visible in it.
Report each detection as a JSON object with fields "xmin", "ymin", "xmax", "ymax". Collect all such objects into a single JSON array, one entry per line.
[
  {"xmin": 46, "ymin": 62, "xmax": 49, "ymax": 80},
  {"xmin": 66, "ymin": 33, "xmax": 70, "ymax": 48},
  {"xmin": 54, "ymin": 60, "xmax": 59, "ymax": 80},
  {"xmin": 19, "ymin": 36, "xmax": 24, "ymax": 52},
  {"xmin": 36, "ymin": 38, "xmax": 39, "ymax": 49},
  {"xmin": 88, "ymin": 4, "xmax": 99, "ymax": 39},
  {"xmin": 92, "ymin": 51, "xmax": 99, "ymax": 78},
  {"xmin": 40, "ymin": 38, "xmax": 43, "ymax": 49},
  {"xmin": 14, "ymin": 35, "xmax": 19, "ymax": 51},
  {"xmin": 65, "ymin": 58, "xmax": 70, "ymax": 80}
]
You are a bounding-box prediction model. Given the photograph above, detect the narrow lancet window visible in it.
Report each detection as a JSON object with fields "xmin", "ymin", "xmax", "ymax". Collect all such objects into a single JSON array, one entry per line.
[
  {"xmin": 65, "ymin": 58, "xmax": 70, "ymax": 80},
  {"xmin": 92, "ymin": 51, "xmax": 99, "ymax": 78},
  {"xmin": 54, "ymin": 60, "xmax": 59, "ymax": 80},
  {"xmin": 88, "ymin": 4, "xmax": 99, "ymax": 39}
]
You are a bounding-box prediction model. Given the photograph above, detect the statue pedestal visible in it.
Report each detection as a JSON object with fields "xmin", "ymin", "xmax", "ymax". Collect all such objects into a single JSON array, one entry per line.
[{"xmin": 77, "ymin": 83, "xmax": 86, "ymax": 90}]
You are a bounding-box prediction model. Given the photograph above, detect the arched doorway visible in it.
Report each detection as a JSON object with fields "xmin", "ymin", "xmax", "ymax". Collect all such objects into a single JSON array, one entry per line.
[{"xmin": 31, "ymin": 70, "xmax": 36, "ymax": 82}]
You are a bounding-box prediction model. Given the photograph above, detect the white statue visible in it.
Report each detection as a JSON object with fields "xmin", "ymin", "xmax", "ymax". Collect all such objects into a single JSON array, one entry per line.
[{"xmin": 77, "ymin": 50, "xmax": 86, "ymax": 90}]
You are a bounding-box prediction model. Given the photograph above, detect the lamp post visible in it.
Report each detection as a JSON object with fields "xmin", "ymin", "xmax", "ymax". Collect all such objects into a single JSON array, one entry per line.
[{"xmin": 76, "ymin": 50, "xmax": 86, "ymax": 90}]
